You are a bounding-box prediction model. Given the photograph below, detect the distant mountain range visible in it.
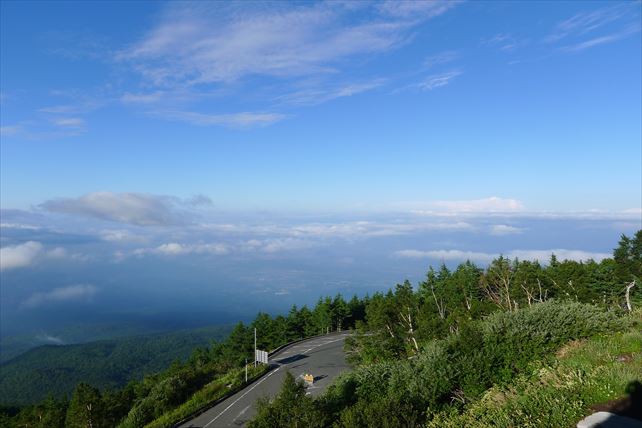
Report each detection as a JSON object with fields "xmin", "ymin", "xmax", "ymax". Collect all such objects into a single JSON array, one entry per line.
[{"xmin": 0, "ymin": 325, "xmax": 231, "ymax": 406}]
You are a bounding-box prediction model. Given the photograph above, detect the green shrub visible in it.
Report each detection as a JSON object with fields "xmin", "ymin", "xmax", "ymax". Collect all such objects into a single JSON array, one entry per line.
[{"xmin": 317, "ymin": 301, "xmax": 628, "ymax": 426}]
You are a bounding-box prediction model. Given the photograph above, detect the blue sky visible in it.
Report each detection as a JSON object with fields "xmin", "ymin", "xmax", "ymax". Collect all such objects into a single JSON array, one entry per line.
[
  {"xmin": 1, "ymin": 0, "xmax": 640, "ymax": 211},
  {"xmin": 0, "ymin": 1, "xmax": 641, "ymax": 345}
]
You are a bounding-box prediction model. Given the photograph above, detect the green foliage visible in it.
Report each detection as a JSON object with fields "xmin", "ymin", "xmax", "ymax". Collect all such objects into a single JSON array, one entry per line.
[
  {"xmin": 317, "ymin": 301, "xmax": 629, "ymax": 427},
  {"xmin": 249, "ymin": 371, "xmax": 323, "ymax": 428},
  {"xmin": 65, "ymin": 383, "xmax": 103, "ymax": 428},
  {"xmin": 426, "ymin": 325, "xmax": 642, "ymax": 427},
  {"xmin": 0, "ymin": 325, "xmax": 231, "ymax": 406},
  {"xmin": 6, "ymin": 231, "xmax": 640, "ymax": 428},
  {"xmin": 144, "ymin": 364, "xmax": 267, "ymax": 428}
]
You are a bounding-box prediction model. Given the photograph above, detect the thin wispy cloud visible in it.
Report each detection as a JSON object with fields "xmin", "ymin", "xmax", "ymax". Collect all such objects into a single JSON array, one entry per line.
[
  {"xmin": 489, "ymin": 224, "xmax": 524, "ymax": 236},
  {"xmin": 100, "ymin": 229, "xmax": 148, "ymax": 244},
  {"xmin": 35, "ymin": 333, "xmax": 64, "ymax": 345},
  {"xmin": 136, "ymin": 242, "xmax": 230, "ymax": 256},
  {"xmin": 482, "ymin": 33, "xmax": 521, "ymax": 52},
  {"xmin": 117, "ymin": 2, "xmax": 456, "ymax": 86},
  {"xmin": 417, "ymin": 70, "xmax": 462, "ymax": 91},
  {"xmin": 560, "ymin": 24, "xmax": 641, "ymax": 52},
  {"xmin": 149, "ymin": 110, "xmax": 287, "ymax": 128},
  {"xmin": 278, "ymin": 80, "xmax": 384, "ymax": 106},
  {"xmin": 410, "ymin": 196, "xmax": 524, "ymax": 215},
  {"xmin": 22, "ymin": 284, "xmax": 98, "ymax": 309},
  {"xmin": 423, "ymin": 50, "xmax": 459, "ymax": 69},
  {"xmin": 377, "ymin": 0, "xmax": 461, "ymax": 19},
  {"xmin": 0, "ymin": 125, "xmax": 22, "ymax": 137},
  {"xmin": 547, "ymin": 3, "xmax": 633, "ymax": 42},
  {"xmin": 120, "ymin": 91, "xmax": 165, "ymax": 104},
  {"xmin": 547, "ymin": 2, "xmax": 640, "ymax": 52},
  {"xmin": 50, "ymin": 117, "xmax": 86, "ymax": 132}
]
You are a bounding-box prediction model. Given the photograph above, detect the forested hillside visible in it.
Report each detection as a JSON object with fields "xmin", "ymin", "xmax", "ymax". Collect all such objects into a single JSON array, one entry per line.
[
  {"xmin": 0, "ymin": 326, "xmax": 232, "ymax": 406},
  {"xmin": 1, "ymin": 292, "xmax": 367, "ymax": 427},
  {"xmin": 249, "ymin": 231, "xmax": 642, "ymax": 427},
  {"xmin": 2, "ymin": 231, "xmax": 640, "ymax": 428}
]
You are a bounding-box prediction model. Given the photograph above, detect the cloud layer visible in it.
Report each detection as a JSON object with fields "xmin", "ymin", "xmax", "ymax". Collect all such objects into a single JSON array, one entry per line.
[
  {"xmin": 22, "ymin": 284, "xmax": 98, "ymax": 309},
  {"xmin": 0, "ymin": 241, "xmax": 43, "ymax": 271},
  {"xmin": 118, "ymin": 2, "xmax": 458, "ymax": 86},
  {"xmin": 41, "ymin": 192, "xmax": 183, "ymax": 226},
  {"xmin": 395, "ymin": 248, "xmax": 612, "ymax": 264}
]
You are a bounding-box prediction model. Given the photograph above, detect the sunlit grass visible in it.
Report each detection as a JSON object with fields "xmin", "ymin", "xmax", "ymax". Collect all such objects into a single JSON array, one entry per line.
[{"xmin": 426, "ymin": 313, "xmax": 642, "ymax": 428}]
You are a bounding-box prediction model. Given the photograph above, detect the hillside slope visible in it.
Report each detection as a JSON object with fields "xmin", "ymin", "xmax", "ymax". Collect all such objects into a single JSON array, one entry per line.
[{"xmin": 0, "ymin": 325, "xmax": 231, "ymax": 406}]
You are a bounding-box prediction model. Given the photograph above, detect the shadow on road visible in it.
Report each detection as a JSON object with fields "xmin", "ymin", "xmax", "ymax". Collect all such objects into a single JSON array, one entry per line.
[
  {"xmin": 275, "ymin": 354, "xmax": 309, "ymax": 364},
  {"xmin": 580, "ymin": 380, "xmax": 642, "ymax": 427}
]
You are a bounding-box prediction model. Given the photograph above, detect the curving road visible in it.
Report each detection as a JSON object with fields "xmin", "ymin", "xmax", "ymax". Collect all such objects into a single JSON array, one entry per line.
[{"xmin": 178, "ymin": 331, "xmax": 351, "ymax": 427}]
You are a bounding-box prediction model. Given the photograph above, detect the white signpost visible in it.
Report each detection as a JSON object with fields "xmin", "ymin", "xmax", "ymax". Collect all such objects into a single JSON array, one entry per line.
[
  {"xmin": 255, "ymin": 349, "xmax": 268, "ymax": 364},
  {"xmin": 253, "ymin": 327, "xmax": 268, "ymax": 365}
]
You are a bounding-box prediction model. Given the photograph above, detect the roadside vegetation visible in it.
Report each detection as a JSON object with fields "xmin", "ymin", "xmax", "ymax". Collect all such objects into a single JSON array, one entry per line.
[
  {"xmin": 0, "ymin": 294, "xmax": 366, "ymax": 427},
  {"xmin": 249, "ymin": 231, "xmax": 642, "ymax": 427},
  {"xmin": 1, "ymin": 231, "xmax": 640, "ymax": 427}
]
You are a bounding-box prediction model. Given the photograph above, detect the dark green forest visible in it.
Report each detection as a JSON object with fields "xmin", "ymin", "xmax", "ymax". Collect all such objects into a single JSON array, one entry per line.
[
  {"xmin": 0, "ymin": 326, "xmax": 232, "ymax": 406},
  {"xmin": 250, "ymin": 231, "xmax": 642, "ymax": 427},
  {"xmin": 1, "ymin": 231, "xmax": 640, "ymax": 428}
]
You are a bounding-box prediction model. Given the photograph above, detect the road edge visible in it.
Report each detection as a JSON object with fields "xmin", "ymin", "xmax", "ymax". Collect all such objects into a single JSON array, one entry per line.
[{"xmin": 171, "ymin": 331, "xmax": 348, "ymax": 427}]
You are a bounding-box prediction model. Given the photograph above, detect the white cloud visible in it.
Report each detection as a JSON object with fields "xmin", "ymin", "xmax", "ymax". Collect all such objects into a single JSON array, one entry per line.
[
  {"xmin": 0, "ymin": 223, "xmax": 41, "ymax": 230},
  {"xmin": 423, "ymin": 50, "xmax": 458, "ymax": 68},
  {"xmin": 288, "ymin": 220, "xmax": 473, "ymax": 237},
  {"xmin": 261, "ymin": 238, "xmax": 315, "ymax": 254},
  {"xmin": 395, "ymin": 248, "xmax": 611, "ymax": 264},
  {"xmin": 547, "ymin": 3, "xmax": 640, "ymax": 51},
  {"xmin": 507, "ymin": 249, "xmax": 611, "ymax": 263},
  {"xmin": 377, "ymin": 0, "xmax": 461, "ymax": 19},
  {"xmin": 489, "ymin": 224, "xmax": 524, "ymax": 236},
  {"xmin": 482, "ymin": 33, "xmax": 520, "ymax": 51},
  {"xmin": 418, "ymin": 70, "xmax": 462, "ymax": 91},
  {"xmin": 101, "ymin": 229, "xmax": 148, "ymax": 243},
  {"xmin": 150, "ymin": 110, "xmax": 286, "ymax": 127},
  {"xmin": 0, "ymin": 125, "xmax": 22, "ymax": 137},
  {"xmin": 279, "ymin": 80, "xmax": 384, "ymax": 106},
  {"xmin": 560, "ymin": 25, "xmax": 640, "ymax": 52},
  {"xmin": 135, "ymin": 242, "xmax": 230, "ymax": 257},
  {"xmin": 410, "ymin": 196, "xmax": 524, "ymax": 215},
  {"xmin": 121, "ymin": 91, "xmax": 164, "ymax": 104},
  {"xmin": 41, "ymin": 192, "xmax": 183, "ymax": 226},
  {"xmin": 51, "ymin": 117, "xmax": 85, "ymax": 128},
  {"xmin": 547, "ymin": 3, "xmax": 633, "ymax": 42},
  {"xmin": 35, "ymin": 333, "xmax": 64, "ymax": 345},
  {"xmin": 46, "ymin": 247, "xmax": 68, "ymax": 259},
  {"xmin": 0, "ymin": 241, "xmax": 43, "ymax": 271},
  {"xmin": 22, "ymin": 284, "xmax": 98, "ymax": 309},
  {"xmin": 41, "ymin": 247, "xmax": 89, "ymax": 262},
  {"xmin": 117, "ymin": 2, "xmax": 457, "ymax": 86},
  {"xmin": 155, "ymin": 243, "xmax": 187, "ymax": 255},
  {"xmin": 395, "ymin": 249, "xmax": 496, "ymax": 264}
]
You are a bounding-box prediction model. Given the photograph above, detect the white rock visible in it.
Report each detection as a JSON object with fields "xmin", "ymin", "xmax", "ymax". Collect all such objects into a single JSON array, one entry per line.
[{"xmin": 577, "ymin": 412, "xmax": 642, "ymax": 428}]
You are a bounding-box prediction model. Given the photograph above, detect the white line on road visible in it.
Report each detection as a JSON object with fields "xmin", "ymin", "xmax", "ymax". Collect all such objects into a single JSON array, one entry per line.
[
  {"xmin": 232, "ymin": 404, "xmax": 251, "ymax": 424},
  {"xmin": 203, "ymin": 366, "xmax": 281, "ymax": 427}
]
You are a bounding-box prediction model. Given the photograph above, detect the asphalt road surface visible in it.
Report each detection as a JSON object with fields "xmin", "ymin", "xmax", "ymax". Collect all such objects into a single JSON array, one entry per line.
[{"xmin": 178, "ymin": 331, "xmax": 351, "ymax": 427}]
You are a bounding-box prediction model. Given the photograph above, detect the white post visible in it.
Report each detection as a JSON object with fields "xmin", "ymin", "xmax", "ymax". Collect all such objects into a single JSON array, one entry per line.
[
  {"xmin": 245, "ymin": 358, "xmax": 248, "ymax": 382},
  {"xmin": 254, "ymin": 328, "xmax": 257, "ymax": 368}
]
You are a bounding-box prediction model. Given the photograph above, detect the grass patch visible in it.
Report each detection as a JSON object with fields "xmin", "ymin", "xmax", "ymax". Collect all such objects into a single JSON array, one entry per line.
[
  {"xmin": 426, "ymin": 322, "xmax": 642, "ymax": 428},
  {"xmin": 143, "ymin": 364, "xmax": 269, "ymax": 428}
]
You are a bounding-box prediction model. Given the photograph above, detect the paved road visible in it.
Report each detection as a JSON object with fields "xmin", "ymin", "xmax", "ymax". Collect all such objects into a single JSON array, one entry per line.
[{"xmin": 178, "ymin": 332, "xmax": 351, "ymax": 427}]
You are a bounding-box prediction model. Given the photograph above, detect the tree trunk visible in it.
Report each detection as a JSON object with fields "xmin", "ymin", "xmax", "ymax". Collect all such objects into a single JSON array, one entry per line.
[{"xmin": 625, "ymin": 281, "xmax": 636, "ymax": 312}]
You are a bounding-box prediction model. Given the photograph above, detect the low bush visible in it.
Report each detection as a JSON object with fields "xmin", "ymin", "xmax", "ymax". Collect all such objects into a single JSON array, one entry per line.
[{"xmin": 265, "ymin": 301, "xmax": 629, "ymax": 427}]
